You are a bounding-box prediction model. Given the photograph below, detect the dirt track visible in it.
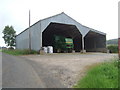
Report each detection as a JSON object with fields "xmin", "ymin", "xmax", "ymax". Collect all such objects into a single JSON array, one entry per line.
[{"xmin": 21, "ymin": 53, "xmax": 118, "ymax": 87}]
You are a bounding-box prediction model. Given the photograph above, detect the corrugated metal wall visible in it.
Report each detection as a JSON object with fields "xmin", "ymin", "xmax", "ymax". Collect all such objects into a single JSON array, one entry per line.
[
  {"xmin": 16, "ymin": 22, "xmax": 41, "ymax": 51},
  {"xmin": 30, "ymin": 22, "xmax": 41, "ymax": 51},
  {"xmin": 16, "ymin": 29, "xmax": 29, "ymax": 49}
]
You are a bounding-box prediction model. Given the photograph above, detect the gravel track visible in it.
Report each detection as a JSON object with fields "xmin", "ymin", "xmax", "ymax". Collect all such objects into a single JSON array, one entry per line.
[{"xmin": 22, "ymin": 53, "xmax": 118, "ymax": 87}]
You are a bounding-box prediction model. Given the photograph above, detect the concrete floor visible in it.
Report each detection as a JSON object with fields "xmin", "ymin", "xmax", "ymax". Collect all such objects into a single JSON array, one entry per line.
[{"xmin": 21, "ymin": 53, "xmax": 118, "ymax": 87}]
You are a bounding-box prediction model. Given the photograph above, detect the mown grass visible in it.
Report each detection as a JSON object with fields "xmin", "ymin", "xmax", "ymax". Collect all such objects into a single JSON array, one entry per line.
[
  {"xmin": 73, "ymin": 58, "xmax": 119, "ymax": 88},
  {"xmin": 2, "ymin": 49, "xmax": 38, "ymax": 55}
]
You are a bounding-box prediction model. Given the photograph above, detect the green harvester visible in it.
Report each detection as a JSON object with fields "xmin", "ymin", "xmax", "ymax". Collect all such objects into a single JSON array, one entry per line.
[{"xmin": 54, "ymin": 35, "xmax": 74, "ymax": 53}]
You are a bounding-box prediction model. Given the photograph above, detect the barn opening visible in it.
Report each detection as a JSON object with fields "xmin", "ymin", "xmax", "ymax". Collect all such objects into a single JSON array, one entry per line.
[
  {"xmin": 84, "ymin": 31, "xmax": 106, "ymax": 52},
  {"xmin": 42, "ymin": 22, "xmax": 106, "ymax": 53},
  {"xmin": 42, "ymin": 22, "xmax": 82, "ymax": 52}
]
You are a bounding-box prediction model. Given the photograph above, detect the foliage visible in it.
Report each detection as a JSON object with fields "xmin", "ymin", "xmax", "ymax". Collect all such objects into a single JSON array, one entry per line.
[
  {"xmin": 73, "ymin": 59, "xmax": 119, "ymax": 88},
  {"xmin": 2, "ymin": 25, "xmax": 16, "ymax": 48},
  {"xmin": 107, "ymin": 45, "xmax": 118, "ymax": 53},
  {"xmin": 107, "ymin": 39, "xmax": 118, "ymax": 45},
  {"xmin": 2, "ymin": 49, "xmax": 38, "ymax": 55}
]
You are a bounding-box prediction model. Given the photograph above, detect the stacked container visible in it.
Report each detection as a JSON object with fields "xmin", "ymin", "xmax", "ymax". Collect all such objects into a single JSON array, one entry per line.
[
  {"xmin": 47, "ymin": 46, "xmax": 53, "ymax": 53},
  {"xmin": 43, "ymin": 47, "xmax": 48, "ymax": 53}
]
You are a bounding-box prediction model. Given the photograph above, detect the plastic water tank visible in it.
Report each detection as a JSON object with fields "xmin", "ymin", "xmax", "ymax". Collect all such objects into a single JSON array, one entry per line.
[{"xmin": 47, "ymin": 46, "xmax": 53, "ymax": 53}]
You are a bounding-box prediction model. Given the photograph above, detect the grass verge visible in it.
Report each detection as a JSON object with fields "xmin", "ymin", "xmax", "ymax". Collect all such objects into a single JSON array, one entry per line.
[
  {"xmin": 2, "ymin": 49, "xmax": 38, "ymax": 55},
  {"xmin": 73, "ymin": 58, "xmax": 119, "ymax": 88}
]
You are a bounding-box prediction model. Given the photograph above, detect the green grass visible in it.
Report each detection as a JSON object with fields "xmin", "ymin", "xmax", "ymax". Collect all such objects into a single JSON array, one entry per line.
[
  {"xmin": 73, "ymin": 58, "xmax": 119, "ymax": 88},
  {"xmin": 2, "ymin": 49, "xmax": 38, "ymax": 55}
]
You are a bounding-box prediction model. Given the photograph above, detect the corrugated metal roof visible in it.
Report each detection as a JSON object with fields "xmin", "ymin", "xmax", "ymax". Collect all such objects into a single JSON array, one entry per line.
[
  {"xmin": 82, "ymin": 25, "xmax": 106, "ymax": 35},
  {"xmin": 16, "ymin": 12, "xmax": 106, "ymax": 37},
  {"xmin": 16, "ymin": 12, "xmax": 64, "ymax": 37}
]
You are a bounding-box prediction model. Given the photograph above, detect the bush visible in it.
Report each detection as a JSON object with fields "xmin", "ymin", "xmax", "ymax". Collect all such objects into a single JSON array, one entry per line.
[{"xmin": 107, "ymin": 45, "xmax": 118, "ymax": 53}]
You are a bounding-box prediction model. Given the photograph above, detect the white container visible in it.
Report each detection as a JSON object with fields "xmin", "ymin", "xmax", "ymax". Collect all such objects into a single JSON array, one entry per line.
[
  {"xmin": 43, "ymin": 47, "xmax": 47, "ymax": 53},
  {"xmin": 47, "ymin": 46, "xmax": 53, "ymax": 53}
]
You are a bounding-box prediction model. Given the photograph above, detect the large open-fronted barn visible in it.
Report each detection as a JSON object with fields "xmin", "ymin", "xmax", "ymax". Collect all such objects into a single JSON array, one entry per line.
[{"xmin": 16, "ymin": 12, "xmax": 106, "ymax": 52}]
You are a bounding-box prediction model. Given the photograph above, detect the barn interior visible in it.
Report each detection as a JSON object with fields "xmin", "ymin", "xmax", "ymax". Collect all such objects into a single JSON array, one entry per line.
[
  {"xmin": 42, "ymin": 22, "xmax": 106, "ymax": 53},
  {"xmin": 84, "ymin": 31, "xmax": 106, "ymax": 52}
]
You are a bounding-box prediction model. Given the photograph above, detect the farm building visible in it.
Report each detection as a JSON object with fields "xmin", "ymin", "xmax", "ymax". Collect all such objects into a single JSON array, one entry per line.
[{"xmin": 16, "ymin": 12, "xmax": 106, "ymax": 52}]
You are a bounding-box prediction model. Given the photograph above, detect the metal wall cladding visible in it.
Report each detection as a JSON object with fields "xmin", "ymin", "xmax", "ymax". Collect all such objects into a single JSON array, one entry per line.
[
  {"xmin": 16, "ymin": 29, "xmax": 29, "ymax": 49},
  {"xmin": 16, "ymin": 22, "xmax": 41, "ymax": 51},
  {"xmin": 30, "ymin": 22, "xmax": 41, "ymax": 51}
]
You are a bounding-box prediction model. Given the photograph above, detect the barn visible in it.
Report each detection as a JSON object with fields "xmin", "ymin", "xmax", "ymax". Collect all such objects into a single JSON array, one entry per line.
[{"xmin": 16, "ymin": 12, "xmax": 106, "ymax": 52}]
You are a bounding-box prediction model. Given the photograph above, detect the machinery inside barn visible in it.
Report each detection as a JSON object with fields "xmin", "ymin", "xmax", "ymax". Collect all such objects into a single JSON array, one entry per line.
[{"xmin": 53, "ymin": 35, "xmax": 74, "ymax": 53}]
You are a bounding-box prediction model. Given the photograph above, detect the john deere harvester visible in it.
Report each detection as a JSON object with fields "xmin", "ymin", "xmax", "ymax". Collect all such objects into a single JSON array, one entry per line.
[{"xmin": 54, "ymin": 35, "xmax": 74, "ymax": 53}]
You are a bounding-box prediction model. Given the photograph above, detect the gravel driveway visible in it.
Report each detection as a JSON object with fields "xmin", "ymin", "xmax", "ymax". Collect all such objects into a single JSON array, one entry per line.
[{"xmin": 21, "ymin": 53, "xmax": 118, "ymax": 88}]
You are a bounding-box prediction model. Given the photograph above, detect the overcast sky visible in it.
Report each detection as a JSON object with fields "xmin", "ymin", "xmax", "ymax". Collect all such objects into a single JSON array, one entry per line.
[{"xmin": 0, "ymin": 0, "xmax": 119, "ymax": 47}]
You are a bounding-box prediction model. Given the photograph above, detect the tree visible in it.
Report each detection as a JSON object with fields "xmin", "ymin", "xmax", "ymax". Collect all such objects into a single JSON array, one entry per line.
[{"xmin": 2, "ymin": 25, "xmax": 16, "ymax": 48}]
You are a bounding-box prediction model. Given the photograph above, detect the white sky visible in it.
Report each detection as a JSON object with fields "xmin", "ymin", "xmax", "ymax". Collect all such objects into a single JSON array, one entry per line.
[{"xmin": 0, "ymin": 0, "xmax": 119, "ymax": 47}]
